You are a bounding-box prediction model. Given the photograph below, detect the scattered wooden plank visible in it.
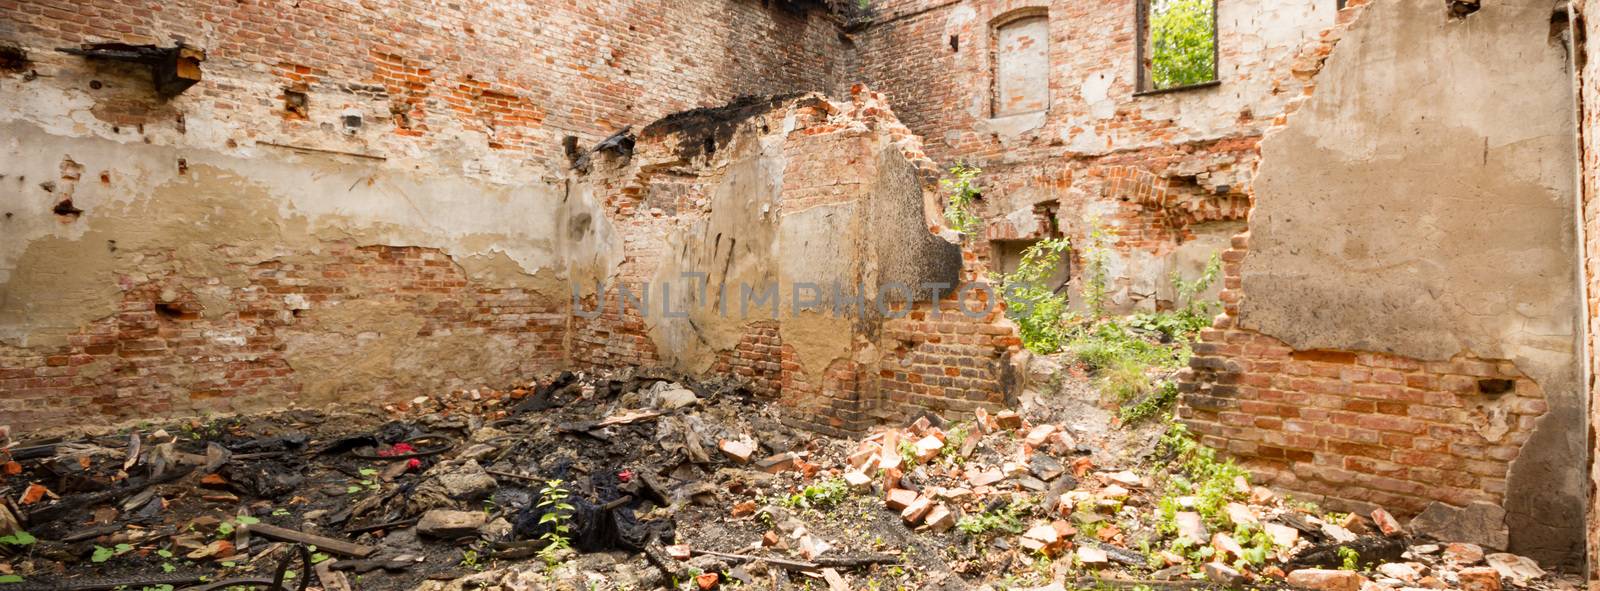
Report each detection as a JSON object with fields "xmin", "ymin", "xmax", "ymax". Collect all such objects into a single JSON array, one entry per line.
[{"xmin": 242, "ymin": 523, "xmax": 376, "ymax": 558}]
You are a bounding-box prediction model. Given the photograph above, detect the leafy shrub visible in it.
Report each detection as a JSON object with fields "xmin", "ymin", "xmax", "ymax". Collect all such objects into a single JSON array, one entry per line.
[
  {"xmin": 941, "ymin": 164, "xmax": 983, "ymax": 235},
  {"xmin": 994, "ymin": 237, "xmax": 1071, "ymax": 353}
]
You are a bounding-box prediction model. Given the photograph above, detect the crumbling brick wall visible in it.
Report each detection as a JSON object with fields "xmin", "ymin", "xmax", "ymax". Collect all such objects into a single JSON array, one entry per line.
[
  {"xmin": 852, "ymin": 0, "xmax": 1337, "ymax": 311},
  {"xmin": 1183, "ymin": 0, "xmax": 1583, "ymax": 568},
  {"xmin": 566, "ymin": 89, "xmax": 1022, "ymax": 436},
  {"xmin": 0, "ymin": 0, "xmax": 853, "ymax": 430}
]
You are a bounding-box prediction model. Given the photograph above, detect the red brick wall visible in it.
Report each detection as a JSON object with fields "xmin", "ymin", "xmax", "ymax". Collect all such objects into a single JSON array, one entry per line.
[
  {"xmin": 0, "ymin": 0, "xmax": 852, "ymax": 430},
  {"xmin": 1181, "ymin": 233, "xmax": 1547, "ymax": 514},
  {"xmin": 853, "ymin": 0, "xmax": 1334, "ymax": 310},
  {"xmin": 0, "ymin": 245, "xmax": 567, "ymax": 426},
  {"xmin": 1, "ymin": 0, "xmax": 850, "ymax": 172}
]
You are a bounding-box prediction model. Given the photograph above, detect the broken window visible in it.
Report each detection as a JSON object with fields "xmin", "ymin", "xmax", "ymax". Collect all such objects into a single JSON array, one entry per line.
[
  {"xmin": 992, "ymin": 12, "xmax": 1049, "ymax": 117},
  {"xmin": 1136, "ymin": 0, "xmax": 1219, "ymax": 93}
]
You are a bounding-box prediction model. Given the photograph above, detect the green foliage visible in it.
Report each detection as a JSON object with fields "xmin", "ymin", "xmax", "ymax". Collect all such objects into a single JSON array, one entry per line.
[
  {"xmin": 898, "ymin": 441, "xmax": 922, "ymax": 471},
  {"xmin": 1118, "ymin": 382, "xmax": 1178, "ymax": 424},
  {"xmin": 994, "ymin": 238, "xmax": 1072, "ymax": 353},
  {"xmin": 0, "ymin": 575, "xmax": 21, "ymax": 584},
  {"xmin": 941, "ymin": 164, "xmax": 983, "ymax": 235},
  {"xmin": 1147, "ymin": 0, "xmax": 1217, "ymax": 89},
  {"xmin": 940, "ymin": 425, "xmax": 969, "ymax": 464},
  {"xmin": 536, "ymin": 479, "xmax": 575, "ymax": 568},
  {"xmin": 1158, "ymin": 422, "xmax": 1254, "ymax": 534},
  {"xmin": 1066, "ymin": 318, "xmax": 1181, "ymax": 407},
  {"xmin": 956, "ymin": 499, "xmax": 1031, "ymax": 538},
  {"xmin": 782, "ymin": 477, "xmax": 851, "ymax": 511},
  {"xmin": 91, "ymin": 543, "xmax": 133, "ymax": 563},
  {"xmin": 1077, "ymin": 220, "xmax": 1115, "ymax": 319},
  {"xmin": 1338, "ymin": 546, "xmax": 1360, "ymax": 571},
  {"xmin": 0, "ymin": 531, "xmax": 35, "ymax": 546},
  {"xmin": 460, "ymin": 549, "xmax": 484, "ymax": 571}
]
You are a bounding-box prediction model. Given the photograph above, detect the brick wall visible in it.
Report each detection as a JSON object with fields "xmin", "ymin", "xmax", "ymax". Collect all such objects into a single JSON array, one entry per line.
[
  {"xmin": 0, "ymin": 244, "xmax": 567, "ymax": 426},
  {"xmin": 852, "ymin": 0, "xmax": 1335, "ymax": 311},
  {"xmin": 0, "ymin": 0, "xmax": 854, "ymax": 430},
  {"xmin": 1182, "ymin": 234, "xmax": 1547, "ymax": 516},
  {"xmin": 1, "ymin": 0, "xmax": 851, "ymax": 173},
  {"xmin": 566, "ymin": 90, "xmax": 1022, "ymax": 436},
  {"xmin": 1182, "ymin": 1, "xmax": 1587, "ymax": 571}
]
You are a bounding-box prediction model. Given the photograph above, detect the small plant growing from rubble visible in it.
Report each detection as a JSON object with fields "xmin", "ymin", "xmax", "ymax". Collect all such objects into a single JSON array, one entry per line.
[
  {"xmin": 940, "ymin": 425, "xmax": 969, "ymax": 465},
  {"xmin": 955, "ymin": 499, "xmax": 1031, "ymax": 539},
  {"xmin": 1117, "ymin": 383, "xmax": 1179, "ymax": 425},
  {"xmin": 0, "ymin": 530, "xmax": 35, "ymax": 547},
  {"xmin": 1338, "ymin": 546, "xmax": 1361, "ymax": 571},
  {"xmin": 1079, "ymin": 219, "xmax": 1115, "ymax": 319},
  {"xmin": 536, "ymin": 479, "xmax": 575, "ymax": 568},
  {"xmin": 459, "ymin": 549, "xmax": 484, "ymax": 571},
  {"xmin": 941, "ymin": 163, "xmax": 983, "ymax": 236},
  {"xmin": 782, "ymin": 476, "xmax": 850, "ymax": 511}
]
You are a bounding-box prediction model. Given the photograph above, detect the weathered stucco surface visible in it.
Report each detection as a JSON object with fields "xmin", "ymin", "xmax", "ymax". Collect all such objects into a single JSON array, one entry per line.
[
  {"xmin": 0, "ymin": 119, "xmax": 593, "ymax": 419},
  {"xmin": 1240, "ymin": 0, "xmax": 1581, "ymax": 567}
]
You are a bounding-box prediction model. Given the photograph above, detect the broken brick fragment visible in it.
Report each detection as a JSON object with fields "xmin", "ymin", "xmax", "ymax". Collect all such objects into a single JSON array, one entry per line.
[
  {"xmin": 1457, "ymin": 568, "xmax": 1502, "ymax": 591},
  {"xmin": 885, "ymin": 488, "xmax": 918, "ymax": 511},
  {"xmin": 1370, "ymin": 508, "xmax": 1403, "ymax": 537},
  {"xmin": 924, "ymin": 504, "xmax": 955, "ymax": 532},
  {"xmin": 718, "ymin": 439, "xmax": 754, "ymax": 464},
  {"xmin": 1286, "ymin": 569, "xmax": 1364, "ymax": 591},
  {"xmin": 900, "ymin": 496, "xmax": 931, "ymax": 524},
  {"xmin": 19, "ymin": 483, "xmax": 50, "ymax": 505},
  {"xmin": 730, "ymin": 500, "xmax": 757, "ymax": 517},
  {"xmin": 995, "ymin": 410, "xmax": 1023, "ymax": 429}
]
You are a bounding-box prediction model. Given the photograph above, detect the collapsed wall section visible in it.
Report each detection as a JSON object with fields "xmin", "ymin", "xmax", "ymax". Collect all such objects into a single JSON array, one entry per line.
[
  {"xmin": 566, "ymin": 89, "xmax": 1023, "ymax": 436},
  {"xmin": 1181, "ymin": 0, "xmax": 1582, "ymax": 569}
]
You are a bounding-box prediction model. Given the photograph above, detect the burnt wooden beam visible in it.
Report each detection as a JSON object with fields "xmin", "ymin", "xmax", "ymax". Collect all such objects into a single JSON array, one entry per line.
[{"xmin": 57, "ymin": 43, "xmax": 204, "ymax": 98}]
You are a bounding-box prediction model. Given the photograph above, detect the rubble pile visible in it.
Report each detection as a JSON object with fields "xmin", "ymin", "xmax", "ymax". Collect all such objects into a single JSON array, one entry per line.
[{"xmin": 0, "ymin": 368, "xmax": 1579, "ymax": 590}]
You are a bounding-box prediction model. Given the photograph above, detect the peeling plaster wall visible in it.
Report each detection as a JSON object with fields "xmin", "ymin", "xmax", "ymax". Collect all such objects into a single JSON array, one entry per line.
[
  {"xmin": 567, "ymin": 91, "xmax": 1018, "ymax": 435},
  {"xmin": 1187, "ymin": 0, "xmax": 1582, "ymax": 568},
  {"xmin": 0, "ymin": 120, "xmax": 586, "ymax": 425},
  {"xmin": 0, "ymin": 0, "xmax": 854, "ymax": 429}
]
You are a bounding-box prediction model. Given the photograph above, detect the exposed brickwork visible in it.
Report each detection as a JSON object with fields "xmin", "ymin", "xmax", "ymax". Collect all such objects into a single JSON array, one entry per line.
[
  {"xmin": 1173, "ymin": 0, "xmax": 1556, "ymax": 520},
  {"xmin": 0, "ymin": 0, "xmax": 851, "ymax": 429},
  {"xmin": 567, "ymin": 90, "xmax": 1020, "ymax": 436},
  {"xmin": 1, "ymin": 0, "xmax": 851, "ymax": 175},
  {"xmin": 1183, "ymin": 315, "xmax": 1546, "ymax": 515},
  {"xmin": 0, "ymin": 245, "xmax": 566, "ymax": 426},
  {"xmin": 854, "ymin": 0, "xmax": 1337, "ymax": 310}
]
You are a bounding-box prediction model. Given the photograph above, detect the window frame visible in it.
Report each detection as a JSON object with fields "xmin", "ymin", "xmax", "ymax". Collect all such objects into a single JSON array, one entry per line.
[{"xmin": 1134, "ymin": 0, "xmax": 1222, "ymax": 96}]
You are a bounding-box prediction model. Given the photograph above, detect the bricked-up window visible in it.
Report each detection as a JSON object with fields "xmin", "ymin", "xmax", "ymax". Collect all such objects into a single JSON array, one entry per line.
[
  {"xmin": 1136, "ymin": 0, "xmax": 1219, "ymax": 93},
  {"xmin": 992, "ymin": 13, "xmax": 1050, "ymax": 117}
]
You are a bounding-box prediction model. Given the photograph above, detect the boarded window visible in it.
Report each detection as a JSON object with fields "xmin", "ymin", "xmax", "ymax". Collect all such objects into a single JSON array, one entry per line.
[
  {"xmin": 1137, "ymin": 0, "xmax": 1218, "ymax": 92},
  {"xmin": 993, "ymin": 15, "xmax": 1049, "ymax": 117}
]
